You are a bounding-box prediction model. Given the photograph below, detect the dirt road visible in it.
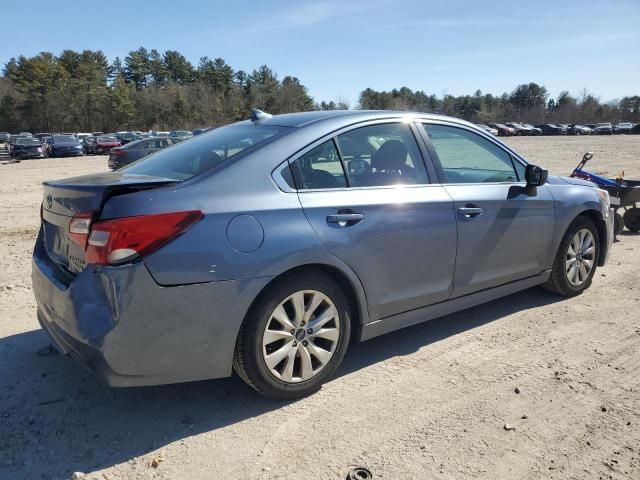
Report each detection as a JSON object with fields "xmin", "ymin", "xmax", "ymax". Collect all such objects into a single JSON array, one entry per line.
[{"xmin": 1, "ymin": 136, "xmax": 639, "ymax": 479}]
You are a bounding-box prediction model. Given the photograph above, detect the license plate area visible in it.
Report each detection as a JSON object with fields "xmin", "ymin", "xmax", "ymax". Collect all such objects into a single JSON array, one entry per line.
[{"xmin": 42, "ymin": 216, "xmax": 86, "ymax": 274}]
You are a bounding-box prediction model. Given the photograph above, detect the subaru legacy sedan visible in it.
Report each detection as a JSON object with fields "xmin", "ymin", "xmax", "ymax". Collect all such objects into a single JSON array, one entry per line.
[{"xmin": 32, "ymin": 110, "xmax": 613, "ymax": 399}]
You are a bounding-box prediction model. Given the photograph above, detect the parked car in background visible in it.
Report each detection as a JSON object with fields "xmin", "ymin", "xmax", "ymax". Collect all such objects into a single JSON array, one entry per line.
[
  {"xmin": 82, "ymin": 136, "xmax": 97, "ymax": 154},
  {"xmin": 535, "ymin": 124, "xmax": 566, "ymax": 135},
  {"xmin": 520, "ymin": 123, "xmax": 542, "ymax": 135},
  {"xmin": 94, "ymin": 135, "xmax": 121, "ymax": 154},
  {"xmin": 594, "ymin": 123, "xmax": 613, "ymax": 134},
  {"xmin": 116, "ymin": 132, "xmax": 139, "ymax": 145},
  {"xmin": 76, "ymin": 133, "xmax": 93, "ymax": 143},
  {"xmin": 613, "ymin": 122, "xmax": 633, "ymax": 134},
  {"xmin": 154, "ymin": 131, "xmax": 171, "ymax": 138},
  {"xmin": 11, "ymin": 137, "xmax": 45, "ymax": 160},
  {"xmin": 505, "ymin": 122, "xmax": 530, "ymax": 135},
  {"xmin": 108, "ymin": 137, "xmax": 175, "ymax": 170},
  {"xmin": 48, "ymin": 135, "xmax": 84, "ymax": 157},
  {"xmin": 170, "ymin": 130, "xmax": 193, "ymax": 142},
  {"xmin": 92, "ymin": 132, "xmax": 104, "ymax": 137},
  {"xmin": 488, "ymin": 123, "xmax": 516, "ymax": 136},
  {"xmin": 32, "ymin": 110, "xmax": 613, "ymax": 400},
  {"xmin": 34, "ymin": 133, "xmax": 53, "ymax": 141},
  {"xmin": 7, "ymin": 135, "xmax": 21, "ymax": 155},
  {"xmin": 568, "ymin": 125, "xmax": 592, "ymax": 135},
  {"xmin": 19, "ymin": 132, "xmax": 33, "ymax": 137},
  {"xmin": 475, "ymin": 124, "xmax": 499, "ymax": 136}
]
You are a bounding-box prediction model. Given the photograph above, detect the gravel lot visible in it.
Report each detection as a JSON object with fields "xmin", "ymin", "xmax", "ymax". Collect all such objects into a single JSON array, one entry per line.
[{"xmin": 1, "ymin": 135, "xmax": 639, "ymax": 480}]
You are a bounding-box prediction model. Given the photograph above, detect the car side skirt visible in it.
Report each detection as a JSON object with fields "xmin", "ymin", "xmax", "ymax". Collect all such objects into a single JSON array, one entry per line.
[{"xmin": 360, "ymin": 270, "xmax": 551, "ymax": 341}]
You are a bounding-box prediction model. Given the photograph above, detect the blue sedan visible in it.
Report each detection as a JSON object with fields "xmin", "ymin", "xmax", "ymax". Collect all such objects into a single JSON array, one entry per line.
[
  {"xmin": 48, "ymin": 135, "xmax": 84, "ymax": 157},
  {"xmin": 32, "ymin": 110, "xmax": 613, "ymax": 399}
]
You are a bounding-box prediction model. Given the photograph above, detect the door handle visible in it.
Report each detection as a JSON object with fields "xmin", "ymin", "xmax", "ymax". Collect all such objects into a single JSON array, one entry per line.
[
  {"xmin": 327, "ymin": 212, "xmax": 364, "ymax": 226},
  {"xmin": 457, "ymin": 206, "xmax": 483, "ymax": 219}
]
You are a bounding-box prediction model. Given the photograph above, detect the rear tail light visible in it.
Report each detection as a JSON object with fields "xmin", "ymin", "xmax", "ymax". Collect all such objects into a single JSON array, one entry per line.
[
  {"xmin": 69, "ymin": 212, "xmax": 94, "ymax": 248},
  {"xmin": 69, "ymin": 210, "xmax": 203, "ymax": 265}
]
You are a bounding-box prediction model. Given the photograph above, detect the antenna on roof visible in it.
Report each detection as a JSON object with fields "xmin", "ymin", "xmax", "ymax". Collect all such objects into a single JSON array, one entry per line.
[{"xmin": 250, "ymin": 109, "xmax": 272, "ymax": 122}]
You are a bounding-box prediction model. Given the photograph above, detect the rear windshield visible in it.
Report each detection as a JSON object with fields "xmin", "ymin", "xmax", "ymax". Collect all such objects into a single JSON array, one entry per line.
[
  {"xmin": 97, "ymin": 136, "xmax": 117, "ymax": 142},
  {"xmin": 123, "ymin": 123, "xmax": 289, "ymax": 180}
]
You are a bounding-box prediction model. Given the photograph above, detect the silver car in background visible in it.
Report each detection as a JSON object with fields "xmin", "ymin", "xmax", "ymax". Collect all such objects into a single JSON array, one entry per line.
[{"xmin": 32, "ymin": 110, "xmax": 613, "ymax": 399}]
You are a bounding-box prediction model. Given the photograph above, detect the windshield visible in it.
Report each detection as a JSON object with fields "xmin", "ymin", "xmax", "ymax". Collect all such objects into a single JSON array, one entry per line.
[
  {"xmin": 173, "ymin": 130, "xmax": 192, "ymax": 136},
  {"xmin": 123, "ymin": 123, "xmax": 289, "ymax": 180},
  {"xmin": 597, "ymin": 123, "xmax": 611, "ymax": 127},
  {"xmin": 53, "ymin": 135, "xmax": 76, "ymax": 142},
  {"xmin": 97, "ymin": 136, "xmax": 117, "ymax": 142},
  {"xmin": 16, "ymin": 138, "xmax": 41, "ymax": 145}
]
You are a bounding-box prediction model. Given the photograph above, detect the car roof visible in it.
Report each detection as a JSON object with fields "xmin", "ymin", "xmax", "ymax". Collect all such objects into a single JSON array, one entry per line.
[{"xmin": 244, "ymin": 109, "xmax": 472, "ymax": 129}]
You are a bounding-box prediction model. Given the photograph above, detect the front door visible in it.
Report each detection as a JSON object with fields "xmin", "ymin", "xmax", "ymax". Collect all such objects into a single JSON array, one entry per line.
[{"xmin": 421, "ymin": 123, "xmax": 555, "ymax": 298}]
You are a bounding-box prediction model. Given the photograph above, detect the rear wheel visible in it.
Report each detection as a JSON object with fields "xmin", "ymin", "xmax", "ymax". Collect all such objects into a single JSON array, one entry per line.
[
  {"xmin": 233, "ymin": 271, "xmax": 351, "ymax": 399},
  {"xmin": 623, "ymin": 208, "xmax": 640, "ymax": 232},
  {"xmin": 542, "ymin": 216, "xmax": 599, "ymax": 297}
]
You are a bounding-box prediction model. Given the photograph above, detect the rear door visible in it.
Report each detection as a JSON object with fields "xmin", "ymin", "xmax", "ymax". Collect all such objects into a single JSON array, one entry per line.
[
  {"xmin": 419, "ymin": 122, "xmax": 555, "ymax": 298},
  {"xmin": 292, "ymin": 121, "xmax": 457, "ymax": 321}
]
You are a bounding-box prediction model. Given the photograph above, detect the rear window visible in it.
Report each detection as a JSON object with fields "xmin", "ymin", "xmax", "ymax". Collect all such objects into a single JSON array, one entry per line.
[{"xmin": 122, "ymin": 123, "xmax": 289, "ymax": 180}]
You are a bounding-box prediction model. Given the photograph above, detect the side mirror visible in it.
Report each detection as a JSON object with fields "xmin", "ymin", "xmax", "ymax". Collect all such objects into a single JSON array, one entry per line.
[
  {"xmin": 524, "ymin": 164, "xmax": 548, "ymax": 196},
  {"xmin": 525, "ymin": 164, "xmax": 548, "ymax": 187}
]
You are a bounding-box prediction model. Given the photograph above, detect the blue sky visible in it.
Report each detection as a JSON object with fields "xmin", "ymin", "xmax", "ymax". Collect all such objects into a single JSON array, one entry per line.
[{"xmin": 2, "ymin": 0, "xmax": 638, "ymax": 105}]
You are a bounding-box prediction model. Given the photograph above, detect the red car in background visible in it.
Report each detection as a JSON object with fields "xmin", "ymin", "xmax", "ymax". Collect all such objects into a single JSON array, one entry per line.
[
  {"xmin": 488, "ymin": 123, "xmax": 516, "ymax": 136},
  {"xmin": 94, "ymin": 135, "xmax": 121, "ymax": 154}
]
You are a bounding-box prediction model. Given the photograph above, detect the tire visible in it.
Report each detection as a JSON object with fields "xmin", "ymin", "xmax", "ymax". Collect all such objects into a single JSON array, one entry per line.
[
  {"xmin": 623, "ymin": 208, "xmax": 640, "ymax": 232},
  {"xmin": 542, "ymin": 216, "xmax": 600, "ymax": 297},
  {"xmin": 614, "ymin": 212, "xmax": 624, "ymax": 235},
  {"xmin": 233, "ymin": 271, "xmax": 351, "ymax": 400}
]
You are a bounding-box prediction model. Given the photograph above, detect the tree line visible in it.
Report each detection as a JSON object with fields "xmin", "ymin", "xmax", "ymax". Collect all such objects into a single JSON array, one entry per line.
[
  {"xmin": 0, "ymin": 48, "xmax": 316, "ymax": 133},
  {"xmin": 358, "ymin": 84, "xmax": 640, "ymax": 125},
  {"xmin": 0, "ymin": 48, "xmax": 638, "ymax": 133}
]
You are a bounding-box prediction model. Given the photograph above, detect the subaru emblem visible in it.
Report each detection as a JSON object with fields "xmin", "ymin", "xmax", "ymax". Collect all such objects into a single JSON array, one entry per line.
[{"xmin": 46, "ymin": 194, "xmax": 53, "ymax": 209}]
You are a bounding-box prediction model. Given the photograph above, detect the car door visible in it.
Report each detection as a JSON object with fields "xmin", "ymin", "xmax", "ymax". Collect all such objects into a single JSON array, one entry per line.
[
  {"xmin": 292, "ymin": 122, "xmax": 457, "ymax": 321},
  {"xmin": 419, "ymin": 122, "xmax": 555, "ymax": 298}
]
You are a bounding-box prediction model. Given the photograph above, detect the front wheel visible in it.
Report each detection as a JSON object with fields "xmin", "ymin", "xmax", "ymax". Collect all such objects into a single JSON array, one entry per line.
[
  {"xmin": 542, "ymin": 216, "xmax": 600, "ymax": 297},
  {"xmin": 233, "ymin": 271, "xmax": 351, "ymax": 399}
]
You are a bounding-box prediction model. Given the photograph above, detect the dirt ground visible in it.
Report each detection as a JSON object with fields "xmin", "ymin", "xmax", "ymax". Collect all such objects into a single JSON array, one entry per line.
[{"xmin": 0, "ymin": 135, "xmax": 639, "ymax": 480}]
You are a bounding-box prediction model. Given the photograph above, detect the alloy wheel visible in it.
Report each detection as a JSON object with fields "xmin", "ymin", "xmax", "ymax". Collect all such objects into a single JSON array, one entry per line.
[
  {"xmin": 565, "ymin": 228, "xmax": 596, "ymax": 286},
  {"xmin": 262, "ymin": 290, "xmax": 340, "ymax": 383}
]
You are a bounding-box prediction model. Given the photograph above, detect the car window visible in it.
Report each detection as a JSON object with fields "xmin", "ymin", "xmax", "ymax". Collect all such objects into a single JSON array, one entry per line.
[
  {"xmin": 336, "ymin": 123, "xmax": 427, "ymax": 187},
  {"xmin": 423, "ymin": 124, "xmax": 519, "ymax": 183},
  {"xmin": 290, "ymin": 140, "xmax": 347, "ymax": 189},
  {"xmin": 123, "ymin": 123, "xmax": 289, "ymax": 181}
]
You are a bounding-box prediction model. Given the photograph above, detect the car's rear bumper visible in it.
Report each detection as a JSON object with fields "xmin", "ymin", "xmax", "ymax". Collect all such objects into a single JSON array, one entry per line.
[{"xmin": 31, "ymin": 231, "xmax": 271, "ymax": 387}]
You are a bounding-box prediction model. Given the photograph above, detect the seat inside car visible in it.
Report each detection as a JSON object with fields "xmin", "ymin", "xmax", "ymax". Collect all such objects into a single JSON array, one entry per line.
[{"xmin": 362, "ymin": 140, "xmax": 415, "ymax": 185}]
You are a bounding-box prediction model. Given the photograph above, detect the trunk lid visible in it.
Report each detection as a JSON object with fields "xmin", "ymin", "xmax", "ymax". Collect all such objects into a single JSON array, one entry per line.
[{"xmin": 41, "ymin": 172, "xmax": 178, "ymax": 274}]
